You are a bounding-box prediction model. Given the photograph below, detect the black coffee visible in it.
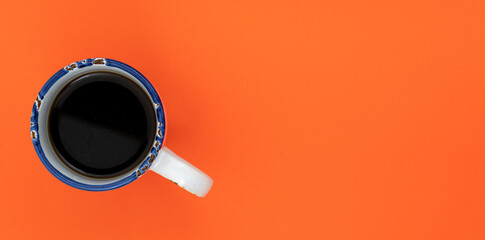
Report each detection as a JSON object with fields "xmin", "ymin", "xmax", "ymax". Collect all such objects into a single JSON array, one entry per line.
[{"xmin": 48, "ymin": 72, "xmax": 156, "ymax": 178}]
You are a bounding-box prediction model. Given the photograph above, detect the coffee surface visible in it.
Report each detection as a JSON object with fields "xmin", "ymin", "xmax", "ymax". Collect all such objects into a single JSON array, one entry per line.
[{"xmin": 49, "ymin": 72, "xmax": 156, "ymax": 178}]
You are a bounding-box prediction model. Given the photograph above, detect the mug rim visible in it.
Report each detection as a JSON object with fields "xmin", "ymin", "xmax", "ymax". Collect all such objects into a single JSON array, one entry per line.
[{"xmin": 30, "ymin": 58, "xmax": 166, "ymax": 191}]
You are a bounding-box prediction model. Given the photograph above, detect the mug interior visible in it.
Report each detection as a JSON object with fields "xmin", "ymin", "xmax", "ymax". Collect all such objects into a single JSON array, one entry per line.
[{"xmin": 30, "ymin": 58, "xmax": 165, "ymax": 190}]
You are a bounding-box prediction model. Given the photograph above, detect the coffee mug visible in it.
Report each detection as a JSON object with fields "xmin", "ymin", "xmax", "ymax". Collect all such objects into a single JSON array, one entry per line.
[{"xmin": 30, "ymin": 58, "xmax": 213, "ymax": 197}]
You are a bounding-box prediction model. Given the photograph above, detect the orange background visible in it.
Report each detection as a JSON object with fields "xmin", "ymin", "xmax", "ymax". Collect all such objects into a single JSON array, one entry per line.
[{"xmin": 0, "ymin": 0, "xmax": 484, "ymax": 239}]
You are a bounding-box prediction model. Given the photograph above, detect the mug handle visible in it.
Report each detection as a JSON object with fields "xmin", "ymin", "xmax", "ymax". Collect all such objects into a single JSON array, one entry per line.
[{"xmin": 150, "ymin": 147, "xmax": 213, "ymax": 197}]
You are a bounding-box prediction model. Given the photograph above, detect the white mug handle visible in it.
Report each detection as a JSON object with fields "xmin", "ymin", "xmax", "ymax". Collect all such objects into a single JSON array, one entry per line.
[{"xmin": 150, "ymin": 147, "xmax": 213, "ymax": 197}]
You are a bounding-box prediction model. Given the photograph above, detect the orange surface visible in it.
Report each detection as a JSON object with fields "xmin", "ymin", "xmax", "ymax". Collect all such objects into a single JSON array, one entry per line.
[{"xmin": 0, "ymin": 0, "xmax": 484, "ymax": 239}]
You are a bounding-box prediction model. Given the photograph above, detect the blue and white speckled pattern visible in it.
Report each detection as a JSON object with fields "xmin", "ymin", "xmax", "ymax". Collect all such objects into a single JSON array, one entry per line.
[{"xmin": 30, "ymin": 58, "xmax": 166, "ymax": 191}]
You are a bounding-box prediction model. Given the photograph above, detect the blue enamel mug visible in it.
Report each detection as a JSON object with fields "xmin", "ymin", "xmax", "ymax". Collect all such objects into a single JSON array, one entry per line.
[{"xmin": 30, "ymin": 58, "xmax": 213, "ymax": 197}]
